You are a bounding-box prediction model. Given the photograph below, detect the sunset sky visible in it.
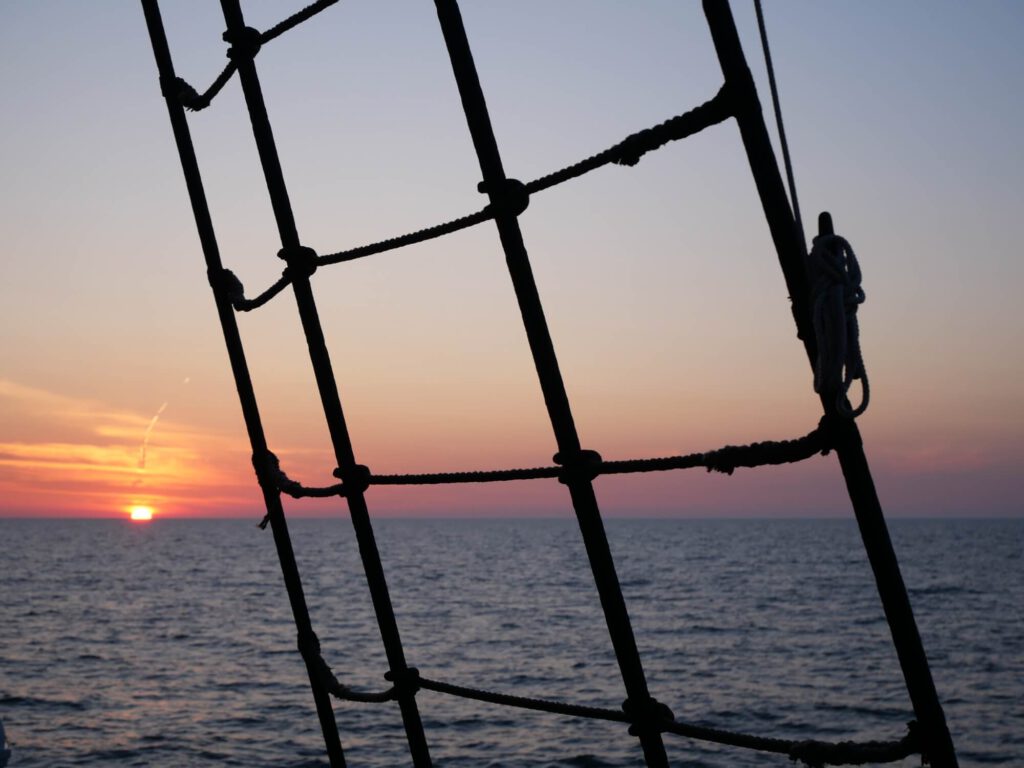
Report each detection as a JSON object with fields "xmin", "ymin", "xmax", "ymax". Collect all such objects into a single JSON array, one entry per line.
[{"xmin": 2, "ymin": 1, "xmax": 1022, "ymax": 519}]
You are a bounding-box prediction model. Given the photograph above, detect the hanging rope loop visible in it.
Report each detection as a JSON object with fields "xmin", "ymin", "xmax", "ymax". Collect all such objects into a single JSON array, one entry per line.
[
  {"xmin": 479, "ymin": 178, "xmax": 530, "ymax": 217},
  {"xmin": 807, "ymin": 231, "xmax": 869, "ymax": 418},
  {"xmin": 553, "ymin": 449, "xmax": 603, "ymax": 484},
  {"xmin": 623, "ymin": 695, "xmax": 675, "ymax": 737},
  {"xmin": 278, "ymin": 245, "xmax": 319, "ymax": 280},
  {"xmin": 223, "ymin": 25, "xmax": 262, "ymax": 62}
]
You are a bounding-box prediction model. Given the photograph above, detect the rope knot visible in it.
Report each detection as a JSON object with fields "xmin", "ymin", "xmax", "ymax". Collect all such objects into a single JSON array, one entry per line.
[
  {"xmin": 384, "ymin": 666, "xmax": 421, "ymax": 696},
  {"xmin": 813, "ymin": 413, "xmax": 846, "ymax": 455},
  {"xmin": 553, "ymin": 449, "xmax": 603, "ymax": 484},
  {"xmin": 209, "ymin": 268, "xmax": 245, "ymax": 307},
  {"xmin": 222, "ymin": 26, "xmax": 262, "ymax": 62},
  {"xmin": 702, "ymin": 445, "xmax": 739, "ymax": 475},
  {"xmin": 331, "ymin": 464, "xmax": 372, "ymax": 495},
  {"xmin": 253, "ymin": 449, "xmax": 284, "ymax": 491},
  {"xmin": 296, "ymin": 629, "xmax": 322, "ymax": 662},
  {"xmin": 160, "ymin": 76, "xmax": 209, "ymax": 111},
  {"xmin": 806, "ymin": 230, "xmax": 869, "ymax": 418},
  {"xmin": 615, "ymin": 128, "xmax": 656, "ymax": 167},
  {"xmin": 277, "ymin": 245, "xmax": 319, "ymax": 279},
  {"xmin": 478, "ymin": 178, "xmax": 530, "ymax": 217},
  {"xmin": 622, "ymin": 695, "xmax": 675, "ymax": 736}
]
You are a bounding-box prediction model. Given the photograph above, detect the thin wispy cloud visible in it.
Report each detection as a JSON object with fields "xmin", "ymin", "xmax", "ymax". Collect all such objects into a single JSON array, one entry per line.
[{"xmin": 0, "ymin": 379, "xmax": 252, "ymax": 516}]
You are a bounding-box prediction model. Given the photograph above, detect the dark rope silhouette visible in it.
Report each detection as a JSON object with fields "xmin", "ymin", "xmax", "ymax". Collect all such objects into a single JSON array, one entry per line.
[
  {"xmin": 260, "ymin": 420, "xmax": 833, "ymax": 499},
  {"xmin": 143, "ymin": 1, "xmax": 959, "ymax": 766},
  {"xmin": 216, "ymin": 88, "xmax": 732, "ymax": 310},
  {"xmin": 754, "ymin": 0, "xmax": 805, "ymax": 251},
  {"xmin": 166, "ymin": 0, "xmax": 339, "ymax": 112},
  {"xmin": 311, "ymin": 662, "xmax": 919, "ymax": 767}
]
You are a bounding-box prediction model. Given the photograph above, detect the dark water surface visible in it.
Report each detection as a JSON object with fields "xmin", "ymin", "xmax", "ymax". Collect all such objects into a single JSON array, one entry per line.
[{"xmin": 1, "ymin": 518, "xmax": 1021, "ymax": 767}]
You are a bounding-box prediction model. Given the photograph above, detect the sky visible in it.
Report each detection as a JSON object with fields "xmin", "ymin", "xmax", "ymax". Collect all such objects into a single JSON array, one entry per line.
[{"xmin": 1, "ymin": 1, "xmax": 1022, "ymax": 519}]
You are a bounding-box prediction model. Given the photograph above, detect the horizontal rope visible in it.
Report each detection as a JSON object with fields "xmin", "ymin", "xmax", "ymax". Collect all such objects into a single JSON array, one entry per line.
[
  {"xmin": 318, "ymin": 207, "xmax": 493, "ymax": 266},
  {"xmin": 253, "ymin": 421, "xmax": 832, "ymax": 510},
  {"xmin": 167, "ymin": 0, "xmax": 339, "ymax": 112},
  {"xmin": 419, "ymin": 675, "xmax": 628, "ymax": 723},
  {"xmin": 370, "ymin": 465, "xmax": 560, "ymax": 485},
  {"xmin": 370, "ymin": 418, "xmax": 832, "ymax": 486},
  {"xmin": 316, "ymin": 86, "xmax": 733, "ymax": 266},
  {"xmin": 311, "ymin": 661, "xmax": 919, "ymax": 765},
  {"xmin": 414, "ymin": 675, "xmax": 918, "ymax": 767},
  {"xmin": 260, "ymin": 0, "xmax": 339, "ymax": 44},
  {"xmin": 524, "ymin": 83, "xmax": 733, "ymax": 194}
]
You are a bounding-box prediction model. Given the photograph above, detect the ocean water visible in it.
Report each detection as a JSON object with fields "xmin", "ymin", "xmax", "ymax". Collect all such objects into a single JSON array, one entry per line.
[{"xmin": 1, "ymin": 517, "xmax": 1020, "ymax": 767}]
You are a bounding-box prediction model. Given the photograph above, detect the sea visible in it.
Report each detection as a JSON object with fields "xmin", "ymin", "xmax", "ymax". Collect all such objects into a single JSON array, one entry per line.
[{"xmin": 1, "ymin": 517, "xmax": 1020, "ymax": 767}]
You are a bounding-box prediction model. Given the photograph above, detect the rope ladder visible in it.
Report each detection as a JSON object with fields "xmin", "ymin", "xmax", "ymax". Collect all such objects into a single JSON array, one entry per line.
[{"xmin": 141, "ymin": 1, "xmax": 959, "ymax": 766}]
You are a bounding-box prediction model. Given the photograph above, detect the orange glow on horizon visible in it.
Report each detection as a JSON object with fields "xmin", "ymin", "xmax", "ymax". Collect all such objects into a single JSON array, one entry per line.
[{"xmin": 129, "ymin": 505, "xmax": 154, "ymax": 521}]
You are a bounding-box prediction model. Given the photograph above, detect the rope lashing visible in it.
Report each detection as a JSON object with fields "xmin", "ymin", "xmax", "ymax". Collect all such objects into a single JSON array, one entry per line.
[
  {"xmin": 223, "ymin": 25, "xmax": 262, "ymax": 62},
  {"xmin": 385, "ymin": 667, "xmax": 423, "ymax": 697},
  {"xmin": 554, "ymin": 449, "xmax": 604, "ymax": 484},
  {"xmin": 479, "ymin": 178, "xmax": 529, "ymax": 217},
  {"xmin": 298, "ymin": 630, "xmax": 400, "ymax": 704},
  {"xmin": 278, "ymin": 244, "xmax": 319, "ymax": 280},
  {"xmin": 806, "ymin": 233, "xmax": 869, "ymax": 418},
  {"xmin": 623, "ymin": 695, "xmax": 676, "ymax": 737},
  {"xmin": 165, "ymin": 0, "xmax": 339, "ymax": 112},
  {"xmin": 209, "ymin": 267, "xmax": 292, "ymax": 312},
  {"xmin": 161, "ymin": 68, "xmax": 236, "ymax": 112},
  {"xmin": 253, "ymin": 450, "xmax": 348, "ymax": 527},
  {"xmin": 331, "ymin": 463, "xmax": 372, "ymax": 495},
  {"xmin": 296, "ymin": 627, "xmax": 322, "ymax": 663}
]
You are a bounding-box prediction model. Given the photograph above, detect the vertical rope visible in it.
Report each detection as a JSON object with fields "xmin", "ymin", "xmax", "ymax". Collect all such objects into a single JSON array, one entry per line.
[
  {"xmin": 216, "ymin": 2, "xmax": 432, "ymax": 764},
  {"xmin": 140, "ymin": 3, "xmax": 346, "ymax": 765},
  {"xmin": 753, "ymin": 0, "xmax": 805, "ymax": 254},
  {"xmin": 432, "ymin": 2, "xmax": 670, "ymax": 765},
  {"xmin": 702, "ymin": 2, "xmax": 958, "ymax": 766}
]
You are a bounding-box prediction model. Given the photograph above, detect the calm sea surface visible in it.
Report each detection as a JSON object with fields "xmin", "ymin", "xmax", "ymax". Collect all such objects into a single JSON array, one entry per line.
[{"xmin": 1, "ymin": 518, "xmax": 1020, "ymax": 767}]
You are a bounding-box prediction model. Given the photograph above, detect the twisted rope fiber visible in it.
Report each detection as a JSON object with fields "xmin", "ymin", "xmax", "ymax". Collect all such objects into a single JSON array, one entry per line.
[
  {"xmin": 316, "ymin": 669, "xmax": 918, "ymax": 767},
  {"xmin": 259, "ymin": 420, "xmax": 833, "ymax": 501},
  {"xmin": 317, "ymin": 86, "xmax": 732, "ymax": 266},
  {"xmin": 166, "ymin": 0, "xmax": 339, "ymax": 112},
  {"xmin": 211, "ymin": 89, "xmax": 733, "ymax": 308}
]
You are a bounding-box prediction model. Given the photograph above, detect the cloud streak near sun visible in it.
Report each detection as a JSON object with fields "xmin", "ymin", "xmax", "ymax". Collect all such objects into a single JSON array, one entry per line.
[{"xmin": 0, "ymin": 379, "xmax": 253, "ymax": 517}]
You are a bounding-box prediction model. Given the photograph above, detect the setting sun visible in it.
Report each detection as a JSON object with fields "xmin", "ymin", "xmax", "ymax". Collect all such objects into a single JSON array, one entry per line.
[{"xmin": 129, "ymin": 505, "xmax": 154, "ymax": 522}]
